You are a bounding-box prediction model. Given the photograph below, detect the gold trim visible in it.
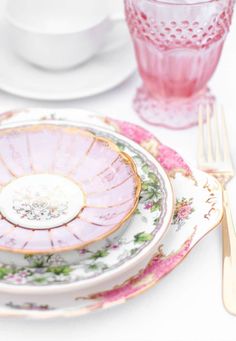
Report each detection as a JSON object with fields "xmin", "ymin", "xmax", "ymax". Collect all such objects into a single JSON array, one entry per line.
[
  {"xmin": 78, "ymin": 208, "xmax": 128, "ymax": 226},
  {"xmin": 49, "ymin": 229, "xmax": 54, "ymax": 249},
  {"xmin": 117, "ymin": 209, "xmax": 223, "ymax": 305},
  {"xmin": 67, "ymin": 136, "xmax": 96, "ymax": 176},
  {"xmin": 81, "ymin": 227, "xmax": 198, "ymax": 301},
  {"xmin": 50, "ymin": 130, "xmax": 65, "ymax": 172},
  {"xmin": 95, "ymin": 155, "xmax": 121, "ymax": 177},
  {"xmin": 77, "ymin": 217, "xmax": 112, "ymax": 227},
  {"xmin": 84, "ymin": 198, "xmax": 134, "ymax": 209},
  {"xmin": 0, "ymin": 212, "xmax": 223, "ymax": 319},
  {"xmin": 22, "ymin": 230, "xmax": 35, "ymax": 250},
  {"xmin": 0, "ymin": 152, "xmax": 17, "ymax": 178},
  {"xmin": 80, "ymin": 154, "xmax": 121, "ymax": 184},
  {"xmin": 0, "ymin": 123, "xmax": 141, "ymax": 254},
  {"xmin": 0, "ymin": 225, "xmax": 16, "ymax": 239},
  {"xmin": 65, "ymin": 225, "xmax": 82, "ymax": 241},
  {"xmin": 26, "ymin": 131, "xmax": 34, "ymax": 172},
  {"xmin": 86, "ymin": 175, "xmax": 133, "ymax": 196}
]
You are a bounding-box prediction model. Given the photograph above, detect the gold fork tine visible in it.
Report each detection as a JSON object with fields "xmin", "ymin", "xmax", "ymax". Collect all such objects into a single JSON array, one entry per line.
[
  {"xmin": 221, "ymin": 106, "xmax": 232, "ymax": 167},
  {"xmin": 206, "ymin": 104, "xmax": 214, "ymax": 163},
  {"xmin": 198, "ymin": 105, "xmax": 205, "ymax": 165},
  {"xmin": 198, "ymin": 104, "xmax": 236, "ymax": 315}
]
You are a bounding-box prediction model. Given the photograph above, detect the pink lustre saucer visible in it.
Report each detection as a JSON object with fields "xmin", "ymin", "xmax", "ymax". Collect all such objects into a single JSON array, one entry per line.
[{"xmin": 0, "ymin": 122, "xmax": 141, "ymax": 254}]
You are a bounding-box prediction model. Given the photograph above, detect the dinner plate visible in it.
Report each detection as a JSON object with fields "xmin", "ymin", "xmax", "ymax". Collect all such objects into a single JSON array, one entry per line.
[
  {"xmin": 0, "ymin": 21, "xmax": 136, "ymax": 100},
  {"xmin": 0, "ymin": 118, "xmax": 174, "ymax": 295},
  {"xmin": 0, "ymin": 109, "xmax": 223, "ymax": 318}
]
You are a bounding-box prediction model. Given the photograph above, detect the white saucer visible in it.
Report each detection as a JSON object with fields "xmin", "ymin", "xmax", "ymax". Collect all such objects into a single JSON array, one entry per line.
[{"xmin": 0, "ymin": 21, "xmax": 136, "ymax": 100}]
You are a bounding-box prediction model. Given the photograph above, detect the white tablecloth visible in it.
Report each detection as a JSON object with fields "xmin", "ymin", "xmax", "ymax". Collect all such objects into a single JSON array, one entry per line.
[{"xmin": 0, "ymin": 1, "xmax": 236, "ymax": 340}]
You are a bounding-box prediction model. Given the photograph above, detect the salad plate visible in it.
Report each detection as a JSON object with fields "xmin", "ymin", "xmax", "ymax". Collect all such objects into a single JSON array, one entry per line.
[
  {"xmin": 0, "ymin": 108, "xmax": 223, "ymax": 318},
  {"xmin": 0, "ymin": 119, "xmax": 174, "ymax": 295},
  {"xmin": 0, "ymin": 122, "xmax": 141, "ymax": 254}
]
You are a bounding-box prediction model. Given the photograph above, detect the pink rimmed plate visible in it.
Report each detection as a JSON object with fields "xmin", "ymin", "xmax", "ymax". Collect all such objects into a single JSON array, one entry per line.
[
  {"xmin": 0, "ymin": 123, "xmax": 141, "ymax": 254},
  {"xmin": 0, "ymin": 109, "xmax": 223, "ymax": 319}
]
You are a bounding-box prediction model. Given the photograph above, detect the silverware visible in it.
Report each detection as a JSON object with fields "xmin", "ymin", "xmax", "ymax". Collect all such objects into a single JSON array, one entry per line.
[{"xmin": 198, "ymin": 104, "xmax": 235, "ymax": 315}]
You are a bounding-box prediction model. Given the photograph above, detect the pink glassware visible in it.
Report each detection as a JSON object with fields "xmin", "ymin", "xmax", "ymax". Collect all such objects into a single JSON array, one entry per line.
[
  {"xmin": 124, "ymin": 0, "xmax": 234, "ymax": 129},
  {"xmin": 0, "ymin": 122, "xmax": 141, "ymax": 254}
]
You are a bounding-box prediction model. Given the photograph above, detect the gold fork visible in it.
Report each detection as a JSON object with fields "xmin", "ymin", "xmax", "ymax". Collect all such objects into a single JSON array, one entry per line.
[{"xmin": 198, "ymin": 105, "xmax": 235, "ymax": 315}]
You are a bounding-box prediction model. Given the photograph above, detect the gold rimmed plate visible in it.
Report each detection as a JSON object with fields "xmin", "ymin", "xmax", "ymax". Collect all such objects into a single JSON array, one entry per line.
[
  {"xmin": 0, "ymin": 117, "xmax": 174, "ymax": 296},
  {"xmin": 0, "ymin": 122, "xmax": 141, "ymax": 254}
]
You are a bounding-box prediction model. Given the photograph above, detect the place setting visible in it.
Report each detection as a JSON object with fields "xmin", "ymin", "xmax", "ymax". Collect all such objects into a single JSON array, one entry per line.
[
  {"xmin": 0, "ymin": 108, "xmax": 223, "ymax": 318},
  {"xmin": 0, "ymin": 0, "xmax": 234, "ymax": 323}
]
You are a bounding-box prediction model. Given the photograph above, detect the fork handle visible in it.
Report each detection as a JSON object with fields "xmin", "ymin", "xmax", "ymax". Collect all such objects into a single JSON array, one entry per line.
[{"xmin": 222, "ymin": 188, "xmax": 236, "ymax": 315}]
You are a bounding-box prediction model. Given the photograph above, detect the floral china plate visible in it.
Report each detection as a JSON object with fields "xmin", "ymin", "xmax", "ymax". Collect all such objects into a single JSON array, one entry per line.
[
  {"xmin": 0, "ymin": 122, "xmax": 141, "ymax": 254},
  {"xmin": 0, "ymin": 108, "xmax": 223, "ymax": 318},
  {"xmin": 0, "ymin": 120, "xmax": 174, "ymax": 296}
]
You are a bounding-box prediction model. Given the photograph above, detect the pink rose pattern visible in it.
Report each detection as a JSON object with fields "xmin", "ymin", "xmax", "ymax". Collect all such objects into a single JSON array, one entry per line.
[
  {"xmin": 78, "ymin": 230, "xmax": 195, "ymax": 312},
  {"xmin": 104, "ymin": 118, "xmax": 153, "ymax": 144},
  {"xmin": 178, "ymin": 205, "xmax": 192, "ymax": 219},
  {"xmin": 173, "ymin": 198, "xmax": 194, "ymax": 230},
  {"xmin": 104, "ymin": 117, "xmax": 192, "ymax": 178}
]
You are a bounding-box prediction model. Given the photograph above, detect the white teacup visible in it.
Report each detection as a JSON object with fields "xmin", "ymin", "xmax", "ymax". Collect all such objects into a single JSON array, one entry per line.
[{"xmin": 5, "ymin": 0, "xmax": 125, "ymax": 70}]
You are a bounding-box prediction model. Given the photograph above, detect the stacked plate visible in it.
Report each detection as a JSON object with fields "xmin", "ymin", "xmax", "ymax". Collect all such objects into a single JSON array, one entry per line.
[{"xmin": 0, "ymin": 109, "xmax": 223, "ymax": 318}]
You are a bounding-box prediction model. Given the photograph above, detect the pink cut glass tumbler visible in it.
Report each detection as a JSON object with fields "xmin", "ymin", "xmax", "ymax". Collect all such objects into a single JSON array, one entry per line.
[{"xmin": 124, "ymin": 0, "xmax": 234, "ymax": 129}]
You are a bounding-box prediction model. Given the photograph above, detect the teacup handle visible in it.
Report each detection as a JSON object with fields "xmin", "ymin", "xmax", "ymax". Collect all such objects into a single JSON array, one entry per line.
[{"xmin": 97, "ymin": 13, "xmax": 130, "ymax": 55}]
